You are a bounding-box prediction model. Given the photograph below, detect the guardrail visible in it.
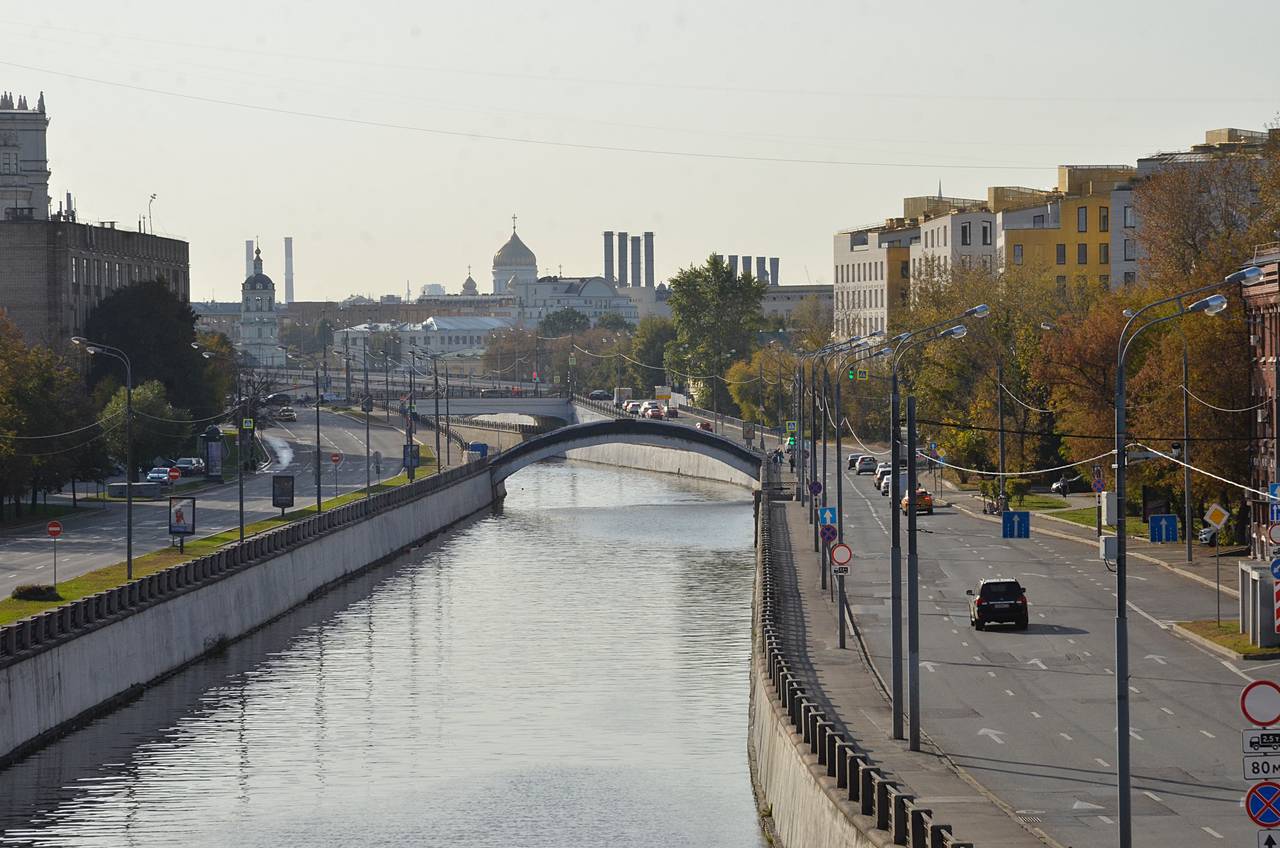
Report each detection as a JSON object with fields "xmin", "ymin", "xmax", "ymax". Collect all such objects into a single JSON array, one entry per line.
[
  {"xmin": 757, "ymin": 463, "xmax": 974, "ymax": 848},
  {"xmin": 0, "ymin": 460, "xmax": 489, "ymax": 666}
]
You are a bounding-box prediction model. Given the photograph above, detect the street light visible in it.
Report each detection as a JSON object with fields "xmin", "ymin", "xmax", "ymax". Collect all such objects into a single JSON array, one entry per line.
[
  {"xmin": 197, "ymin": 346, "xmax": 249, "ymax": 539},
  {"xmin": 278, "ymin": 346, "xmax": 324, "ymax": 513},
  {"xmin": 1112, "ymin": 270, "xmax": 1257, "ymax": 848},
  {"xmin": 71, "ymin": 336, "xmax": 134, "ymax": 579}
]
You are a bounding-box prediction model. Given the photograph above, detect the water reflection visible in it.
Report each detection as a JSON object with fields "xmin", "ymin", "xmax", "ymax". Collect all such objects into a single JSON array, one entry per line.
[{"xmin": 0, "ymin": 461, "xmax": 765, "ymax": 847}]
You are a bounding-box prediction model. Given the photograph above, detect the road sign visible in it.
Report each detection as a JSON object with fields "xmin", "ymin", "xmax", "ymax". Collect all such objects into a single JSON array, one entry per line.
[
  {"xmin": 1272, "ymin": 484, "xmax": 1280, "ymax": 522},
  {"xmin": 1270, "ymin": 526, "xmax": 1280, "ymax": 547},
  {"xmin": 1258, "ymin": 830, "xmax": 1278, "ymax": 848},
  {"xmin": 809, "ymin": 481, "xmax": 823, "ymax": 496},
  {"xmin": 1272, "ymin": 558, "xmax": 1280, "ymax": 581},
  {"xmin": 242, "ymin": 418, "xmax": 254, "ymax": 431},
  {"xmin": 1205, "ymin": 502, "xmax": 1230, "ymax": 530},
  {"xmin": 1247, "ymin": 755, "xmax": 1280, "ymax": 781},
  {"xmin": 1092, "ymin": 478, "xmax": 1104, "ymax": 494},
  {"xmin": 330, "ymin": 452, "xmax": 342, "ymax": 465},
  {"xmin": 1001, "ymin": 510, "xmax": 1030, "ymax": 539},
  {"xmin": 830, "ymin": 544, "xmax": 853, "ymax": 566},
  {"xmin": 1247, "ymin": 782, "xmax": 1280, "ymax": 827},
  {"xmin": 46, "ymin": 520, "xmax": 62, "ymax": 538},
  {"xmin": 785, "ymin": 420, "xmax": 798, "ymax": 434},
  {"xmin": 818, "ymin": 507, "xmax": 837, "ymax": 526},
  {"xmin": 168, "ymin": 466, "xmax": 182, "ymax": 482},
  {"xmin": 832, "ymin": 565, "xmax": 850, "ymax": 576},
  {"xmin": 820, "ymin": 524, "xmax": 838, "ymax": 544},
  {"xmin": 1243, "ymin": 681, "xmax": 1280, "ymax": 728},
  {"xmin": 1148, "ymin": 513, "xmax": 1178, "ymax": 543},
  {"xmin": 856, "ymin": 368, "xmax": 868, "ymax": 381},
  {"xmin": 568, "ymin": 354, "xmax": 577, "ymax": 366},
  {"xmin": 1247, "ymin": 730, "xmax": 1280, "ymax": 753}
]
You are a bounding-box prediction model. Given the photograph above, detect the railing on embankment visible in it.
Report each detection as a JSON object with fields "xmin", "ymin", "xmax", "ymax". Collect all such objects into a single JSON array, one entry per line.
[{"xmin": 752, "ymin": 463, "xmax": 974, "ymax": 848}]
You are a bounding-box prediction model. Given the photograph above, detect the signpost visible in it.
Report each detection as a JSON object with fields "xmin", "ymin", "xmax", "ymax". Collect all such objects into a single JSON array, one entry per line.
[
  {"xmin": 1272, "ymin": 482, "xmax": 1280, "ymax": 523},
  {"xmin": 168, "ymin": 496, "xmax": 195, "ymax": 553},
  {"xmin": 830, "ymin": 543, "xmax": 853, "ymax": 648},
  {"xmin": 242, "ymin": 418, "xmax": 254, "ymax": 432},
  {"xmin": 330, "ymin": 451, "xmax": 341, "ymax": 496},
  {"xmin": 1269, "ymin": 524, "xmax": 1280, "ymax": 550},
  {"xmin": 809, "ymin": 481, "xmax": 823, "ymax": 497},
  {"xmin": 47, "ymin": 520, "xmax": 61, "ymax": 589},
  {"xmin": 1205, "ymin": 502, "xmax": 1229, "ymax": 624},
  {"xmin": 1148, "ymin": 513, "xmax": 1178, "ymax": 544},
  {"xmin": 272, "ymin": 475, "xmax": 295, "ymax": 516},
  {"xmin": 1247, "ymin": 782, "xmax": 1280, "ymax": 828},
  {"xmin": 818, "ymin": 507, "xmax": 837, "ymax": 526},
  {"xmin": 1001, "ymin": 510, "xmax": 1030, "ymax": 539},
  {"xmin": 167, "ymin": 466, "xmax": 182, "ymax": 484},
  {"xmin": 1243, "ymin": 681, "xmax": 1280, "ymax": 842}
]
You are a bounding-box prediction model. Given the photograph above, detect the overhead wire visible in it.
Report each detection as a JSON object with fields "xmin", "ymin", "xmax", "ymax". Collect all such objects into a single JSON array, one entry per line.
[
  {"xmin": 0, "ymin": 409, "xmax": 123, "ymax": 441},
  {"xmin": 1183, "ymin": 385, "xmax": 1270, "ymax": 413}
]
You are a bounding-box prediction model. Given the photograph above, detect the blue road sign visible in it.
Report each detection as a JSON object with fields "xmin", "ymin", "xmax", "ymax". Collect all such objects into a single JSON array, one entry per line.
[
  {"xmin": 1149, "ymin": 513, "xmax": 1179, "ymax": 544},
  {"xmin": 1247, "ymin": 781, "xmax": 1280, "ymax": 827},
  {"xmin": 1092, "ymin": 478, "xmax": 1105, "ymax": 494},
  {"xmin": 1271, "ymin": 558, "xmax": 1280, "ymax": 581},
  {"xmin": 809, "ymin": 481, "xmax": 823, "ymax": 496},
  {"xmin": 820, "ymin": 524, "xmax": 838, "ymax": 544},
  {"xmin": 818, "ymin": 507, "xmax": 837, "ymax": 526},
  {"xmin": 1272, "ymin": 484, "xmax": 1280, "ymax": 522},
  {"xmin": 1001, "ymin": 510, "xmax": 1030, "ymax": 539},
  {"xmin": 785, "ymin": 420, "xmax": 798, "ymax": 433}
]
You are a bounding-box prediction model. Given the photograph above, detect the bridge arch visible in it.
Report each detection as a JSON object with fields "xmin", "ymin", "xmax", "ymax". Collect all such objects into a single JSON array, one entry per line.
[{"xmin": 488, "ymin": 418, "xmax": 762, "ymax": 485}]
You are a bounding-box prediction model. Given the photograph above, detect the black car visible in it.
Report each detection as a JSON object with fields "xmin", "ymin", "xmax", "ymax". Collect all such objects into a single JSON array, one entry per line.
[
  {"xmin": 588, "ymin": 389, "xmax": 611, "ymax": 401},
  {"xmin": 967, "ymin": 579, "xmax": 1028, "ymax": 630}
]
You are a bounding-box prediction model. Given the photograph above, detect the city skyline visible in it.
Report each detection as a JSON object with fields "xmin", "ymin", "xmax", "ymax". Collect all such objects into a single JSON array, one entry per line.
[{"xmin": 1, "ymin": 1, "xmax": 1277, "ymax": 302}]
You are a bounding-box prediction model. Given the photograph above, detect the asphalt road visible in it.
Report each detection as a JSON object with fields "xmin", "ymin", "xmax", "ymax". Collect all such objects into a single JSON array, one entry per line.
[
  {"xmin": 0, "ymin": 411, "xmax": 415, "ymax": 596},
  {"xmin": 826, "ymin": 453, "xmax": 1255, "ymax": 847}
]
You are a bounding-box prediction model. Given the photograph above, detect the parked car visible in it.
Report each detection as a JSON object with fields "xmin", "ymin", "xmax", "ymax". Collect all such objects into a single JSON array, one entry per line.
[
  {"xmin": 968, "ymin": 578, "xmax": 1029, "ymax": 631},
  {"xmin": 1198, "ymin": 526, "xmax": 1218, "ymax": 545},
  {"xmin": 277, "ymin": 406, "xmax": 298, "ymax": 422},
  {"xmin": 856, "ymin": 456, "xmax": 878, "ymax": 475},
  {"xmin": 174, "ymin": 457, "xmax": 205, "ymax": 476},
  {"xmin": 146, "ymin": 466, "xmax": 175, "ymax": 484},
  {"xmin": 644, "ymin": 407, "xmax": 665, "ymax": 420},
  {"xmin": 663, "ymin": 405, "xmax": 679, "ymax": 418},
  {"xmin": 901, "ymin": 487, "xmax": 934, "ymax": 515},
  {"xmin": 696, "ymin": 421, "xmax": 713, "ymax": 432},
  {"xmin": 847, "ymin": 453, "xmax": 863, "ymax": 470},
  {"xmin": 588, "ymin": 389, "xmax": 611, "ymax": 401}
]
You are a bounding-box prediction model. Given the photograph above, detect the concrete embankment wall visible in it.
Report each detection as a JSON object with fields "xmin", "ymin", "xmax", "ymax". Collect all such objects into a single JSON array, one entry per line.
[
  {"xmin": 568, "ymin": 402, "xmax": 757, "ymax": 489},
  {"xmin": 0, "ymin": 463, "xmax": 495, "ymax": 766}
]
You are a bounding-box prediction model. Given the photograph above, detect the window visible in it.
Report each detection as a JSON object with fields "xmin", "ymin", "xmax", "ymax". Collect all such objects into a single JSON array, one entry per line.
[
  {"xmin": 1013, "ymin": 245, "xmax": 1024, "ymax": 265},
  {"xmin": 981, "ymin": 222, "xmax": 992, "ymax": 246},
  {"xmin": 1100, "ymin": 206, "xmax": 1110, "ymax": 232},
  {"xmin": 961, "ymin": 222, "xmax": 971, "ymax": 246},
  {"xmin": 1033, "ymin": 214, "xmax": 1045, "ymax": 227},
  {"xmin": 1077, "ymin": 243, "xmax": 1087, "ymax": 265},
  {"xmin": 900, "ymin": 260, "xmax": 909, "ymax": 278},
  {"xmin": 1055, "ymin": 275, "xmax": 1067, "ymax": 287},
  {"xmin": 942, "ymin": 227, "xmax": 947, "ymax": 247},
  {"xmin": 1100, "ymin": 275, "xmax": 1110, "ymax": 286},
  {"xmin": 1099, "ymin": 243, "xmax": 1110, "ymax": 264},
  {"xmin": 1077, "ymin": 206, "xmax": 1088, "ymax": 232},
  {"xmin": 1124, "ymin": 238, "xmax": 1136, "ymax": 261},
  {"xmin": 1056, "ymin": 244, "xmax": 1067, "ymax": 265},
  {"xmin": 1123, "ymin": 205, "xmax": 1135, "ymax": 228},
  {"xmin": 0, "ymin": 151, "xmax": 17, "ymax": 174}
]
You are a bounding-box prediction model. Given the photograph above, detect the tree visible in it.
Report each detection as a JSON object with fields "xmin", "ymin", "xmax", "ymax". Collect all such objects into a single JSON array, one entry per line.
[
  {"xmin": 102, "ymin": 381, "xmax": 193, "ymax": 477},
  {"xmin": 667, "ymin": 255, "xmax": 767, "ymax": 410},
  {"xmin": 727, "ymin": 346, "xmax": 796, "ymax": 427},
  {"xmin": 539, "ymin": 308, "xmax": 590, "ymax": 337},
  {"xmin": 83, "ymin": 279, "xmax": 220, "ymax": 419},
  {"xmin": 628, "ymin": 317, "xmax": 676, "ymax": 394},
  {"xmin": 788, "ymin": 295, "xmax": 833, "ymax": 351},
  {"xmin": 595, "ymin": 312, "xmax": 632, "ymax": 332}
]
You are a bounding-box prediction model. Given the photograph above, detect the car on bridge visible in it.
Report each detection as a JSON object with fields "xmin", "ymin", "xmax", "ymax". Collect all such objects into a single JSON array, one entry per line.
[
  {"xmin": 873, "ymin": 463, "xmax": 892, "ymax": 487},
  {"xmin": 967, "ymin": 578, "xmax": 1029, "ymax": 630},
  {"xmin": 663, "ymin": 405, "xmax": 678, "ymax": 418},
  {"xmin": 623, "ymin": 400, "xmax": 642, "ymax": 415},
  {"xmin": 695, "ymin": 421, "xmax": 713, "ymax": 432},
  {"xmin": 643, "ymin": 407, "xmax": 665, "ymax": 420},
  {"xmin": 588, "ymin": 389, "xmax": 611, "ymax": 401},
  {"xmin": 847, "ymin": 453, "xmax": 863, "ymax": 470}
]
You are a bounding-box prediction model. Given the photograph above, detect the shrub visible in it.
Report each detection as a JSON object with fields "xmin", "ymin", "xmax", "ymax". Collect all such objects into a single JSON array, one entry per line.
[
  {"xmin": 11, "ymin": 584, "xmax": 61, "ymax": 602},
  {"xmin": 1006, "ymin": 478, "xmax": 1031, "ymax": 506}
]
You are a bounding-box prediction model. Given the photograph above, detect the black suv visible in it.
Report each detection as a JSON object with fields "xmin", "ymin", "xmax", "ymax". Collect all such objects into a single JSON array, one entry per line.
[{"xmin": 967, "ymin": 579, "xmax": 1028, "ymax": 630}]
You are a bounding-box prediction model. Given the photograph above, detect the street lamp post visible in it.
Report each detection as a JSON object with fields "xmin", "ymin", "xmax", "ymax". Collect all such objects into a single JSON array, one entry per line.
[
  {"xmin": 279, "ymin": 347, "xmax": 324, "ymax": 513},
  {"xmin": 72, "ymin": 337, "xmax": 134, "ymax": 578},
  {"xmin": 1112, "ymin": 268, "xmax": 1256, "ymax": 848}
]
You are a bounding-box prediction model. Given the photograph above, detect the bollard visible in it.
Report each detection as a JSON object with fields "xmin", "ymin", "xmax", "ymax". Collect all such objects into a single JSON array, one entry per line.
[
  {"xmin": 891, "ymin": 790, "xmax": 914, "ymax": 844},
  {"xmin": 859, "ymin": 763, "xmax": 876, "ymax": 816},
  {"xmin": 873, "ymin": 773, "xmax": 895, "ymax": 830},
  {"xmin": 929, "ymin": 823, "xmax": 952, "ymax": 848},
  {"xmin": 910, "ymin": 806, "xmax": 932, "ymax": 848},
  {"xmin": 835, "ymin": 742, "xmax": 853, "ymax": 789}
]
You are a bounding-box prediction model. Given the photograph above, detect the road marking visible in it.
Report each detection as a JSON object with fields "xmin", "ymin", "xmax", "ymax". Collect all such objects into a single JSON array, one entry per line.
[
  {"xmin": 1005, "ymin": 689, "xmax": 1015, "ymax": 697},
  {"xmin": 951, "ymin": 629, "xmax": 959, "ymax": 634},
  {"xmin": 987, "ymin": 671, "xmax": 996, "ymax": 678},
  {"xmin": 1037, "ymin": 612, "xmax": 1045, "ymax": 618},
  {"xmin": 1031, "ymin": 711, "xmax": 1042, "ymax": 718},
  {"xmin": 1095, "ymin": 757, "xmax": 1110, "ymax": 768},
  {"xmin": 1026, "ymin": 658, "xmax": 1047, "ymax": 670},
  {"xmin": 1160, "ymin": 707, "xmax": 1174, "ymax": 716},
  {"xmin": 1129, "ymin": 686, "xmax": 1140, "ymax": 694},
  {"xmin": 1073, "ymin": 799, "xmax": 1103, "ymax": 810},
  {"xmin": 1145, "ymin": 654, "xmax": 1167, "ymax": 665},
  {"xmin": 1059, "ymin": 732, "xmax": 1073, "ymax": 740},
  {"xmin": 978, "ymin": 728, "xmax": 1006, "ymax": 744},
  {"xmin": 1104, "ymin": 667, "xmax": 1114, "ymax": 675},
  {"xmin": 1220, "ymin": 660, "xmax": 1254, "ymax": 683},
  {"xmin": 1083, "ymin": 651, "xmax": 1092, "ymax": 657},
  {"xmin": 1202, "ymin": 826, "xmax": 1223, "ymax": 839},
  {"xmin": 1144, "ymin": 791, "xmax": 1162, "ymax": 802},
  {"xmin": 1067, "ymin": 638, "xmax": 1077, "ymax": 644},
  {"xmin": 1200, "ymin": 730, "xmax": 1216, "ymax": 738},
  {"xmin": 920, "ymin": 661, "xmax": 938, "ymax": 673},
  {"xmin": 1098, "ymin": 815, "xmax": 1114, "ymax": 825}
]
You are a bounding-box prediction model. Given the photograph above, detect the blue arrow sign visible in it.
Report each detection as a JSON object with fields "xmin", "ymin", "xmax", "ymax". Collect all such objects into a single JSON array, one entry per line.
[
  {"xmin": 1001, "ymin": 510, "xmax": 1030, "ymax": 539},
  {"xmin": 1271, "ymin": 558, "xmax": 1280, "ymax": 582},
  {"xmin": 1272, "ymin": 483, "xmax": 1280, "ymax": 523},
  {"xmin": 818, "ymin": 507, "xmax": 837, "ymax": 526},
  {"xmin": 1149, "ymin": 514, "xmax": 1179, "ymax": 544}
]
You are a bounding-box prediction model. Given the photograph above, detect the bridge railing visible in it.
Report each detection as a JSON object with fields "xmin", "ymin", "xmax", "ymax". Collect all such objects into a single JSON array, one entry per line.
[
  {"xmin": 569, "ymin": 393, "xmax": 625, "ymax": 420},
  {"xmin": 757, "ymin": 463, "xmax": 974, "ymax": 848},
  {"xmin": 0, "ymin": 460, "xmax": 491, "ymax": 667}
]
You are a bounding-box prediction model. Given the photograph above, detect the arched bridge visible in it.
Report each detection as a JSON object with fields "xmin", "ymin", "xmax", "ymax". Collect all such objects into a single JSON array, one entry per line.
[{"xmin": 488, "ymin": 418, "xmax": 763, "ymax": 485}]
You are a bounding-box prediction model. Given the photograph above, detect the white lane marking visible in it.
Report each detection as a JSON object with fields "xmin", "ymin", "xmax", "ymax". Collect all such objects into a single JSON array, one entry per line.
[
  {"xmin": 920, "ymin": 661, "xmax": 938, "ymax": 673},
  {"xmin": 1083, "ymin": 651, "xmax": 1092, "ymax": 657},
  {"xmin": 1037, "ymin": 612, "xmax": 1046, "ymax": 618},
  {"xmin": 1129, "ymin": 686, "xmax": 1141, "ymax": 694},
  {"xmin": 952, "ymin": 629, "xmax": 959, "ymax": 634},
  {"xmin": 1202, "ymin": 827, "xmax": 1223, "ymax": 839},
  {"xmin": 1104, "ymin": 668, "xmax": 1114, "ymax": 675},
  {"xmin": 1144, "ymin": 791, "xmax": 1162, "ymax": 802},
  {"xmin": 1200, "ymin": 730, "xmax": 1216, "ymax": 738},
  {"xmin": 973, "ymin": 656, "xmax": 984, "ymax": 662},
  {"xmin": 978, "ymin": 728, "xmax": 1006, "ymax": 744},
  {"xmin": 987, "ymin": 671, "xmax": 997, "ymax": 678},
  {"xmin": 1059, "ymin": 732, "xmax": 1073, "ymax": 740},
  {"xmin": 1026, "ymin": 658, "xmax": 1047, "ymax": 670},
  {"xmin": 1145, "ymin": 654, "xmax": 1167, "ymax": 665},
  {"xmin": 1005, "ymin": 689, "xmax": 1015, "ymax": 697},
  {"xmin": 1067, "ymin": 638, "xmax": 1077, "ymax": 644},
  {"xmin": 1160, "ymin": 707, "xmax": 1174, "ymax": 716},
  {"xmin": 1073, "ymin": 800, "xmax": 1103, "ymax": 810},
  {"xmin": 961, "ymin": 642, "xmax": 970, "ymax": 647},
  {"xmin": 1221, "ymin": 660, "xmax": 1254, "ymax": 683},
  {"xmin": 1095, "ymin": 757, "xmax": 1111, "ymax": 768}
]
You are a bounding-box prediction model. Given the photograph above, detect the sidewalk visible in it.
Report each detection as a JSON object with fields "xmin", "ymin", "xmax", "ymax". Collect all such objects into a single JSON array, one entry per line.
[{"xmin": 768, "ymin": 493, "xmax": 1052, "ymax": 847}]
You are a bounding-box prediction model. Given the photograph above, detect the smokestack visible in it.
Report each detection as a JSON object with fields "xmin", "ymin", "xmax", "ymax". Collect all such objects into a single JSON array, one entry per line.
[
  {"xmin": 770, "ymin": 257, "xmax": 780, "ymax": 287},
  {"xmin": 603, "ymin": 231, "xmax": 615, "ymax": 283},
  {"xmin": 245, "ymin": 240, "xmax": 254, "ymax": 278},
  {"xmin": 284, "ymin": 237, "xmax": 294, "ymax": 303},
  {"xmin": 742, "ymin": 255, "xmax": 752, "ymax": 279},
  {"xmin": 643, "ymin": 231, "xmax": 654, "ymax": 288},
  {"xmin": 617, "ymin": 232, "xmax": 629, "ymax": 287},
  {"xmin": 728, "ymin": 255, "xmax": 739, "ymax": 276},
  {"xmin": 629, "ymin": 235, "xmax": 641, "ymax": 294},
  {"xmin": 756, "ymin": 256, "xmax": 767, "ymax": 283}
]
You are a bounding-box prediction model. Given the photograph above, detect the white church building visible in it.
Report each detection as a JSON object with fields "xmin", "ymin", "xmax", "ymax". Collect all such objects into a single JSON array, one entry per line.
[{"xmin": 238, "ymin": 246, "xmax": 285, "ymax": 368}]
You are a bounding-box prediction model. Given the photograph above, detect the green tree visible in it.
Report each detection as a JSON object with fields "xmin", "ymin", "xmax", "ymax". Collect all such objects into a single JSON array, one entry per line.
[
  {"xmin": 539, "ymin": 308, "xmax": 590, "ymax": 337},
  {"xmin": 787, "ymin": 294, "xmax": 833, "ymax": 351},
  {"xmin": 595, "ymin": 312, "xmax": 632, "ymax": 332},
  {"xmin": 83, "ymin": 279, "xmax": 219, "ymax": 419},
  {"xmin": 102, "ymin": 381, "xmax": 193, "ymax": 478},
  {"xmin": 627, "ymin": 316, "xmax": 676, "ymax": 395}
]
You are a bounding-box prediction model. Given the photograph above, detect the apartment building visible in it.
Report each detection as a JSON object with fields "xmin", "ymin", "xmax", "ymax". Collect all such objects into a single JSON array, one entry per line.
[
  {"xmin": 833, "ymin": 222, "xmax": 915, "ymax": 339},
  {"xmin": 907, "ymin": 194, "xmax": 997, "ymax": 282}
]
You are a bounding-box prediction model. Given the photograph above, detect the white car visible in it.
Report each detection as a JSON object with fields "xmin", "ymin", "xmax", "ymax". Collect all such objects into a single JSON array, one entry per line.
[{"xmin": 879, "ymin": 475, "xmax": 892, "ymax": 496}]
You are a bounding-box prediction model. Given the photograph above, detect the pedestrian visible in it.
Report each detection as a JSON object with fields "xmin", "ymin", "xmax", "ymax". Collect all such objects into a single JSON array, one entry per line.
[{"xmin": 789, "ymin": 453, "xmax": 795, "ymax": 472}]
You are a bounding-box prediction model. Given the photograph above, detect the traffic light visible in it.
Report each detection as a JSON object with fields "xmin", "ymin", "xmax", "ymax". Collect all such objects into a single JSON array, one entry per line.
[{"xmin": 848, "ymin": 368, "xmax": 856, "ymax": 380}]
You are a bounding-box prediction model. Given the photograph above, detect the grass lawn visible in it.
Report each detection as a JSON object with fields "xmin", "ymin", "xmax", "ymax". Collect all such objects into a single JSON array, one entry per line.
[
  {"xmin": 1177, "ymin": 619, "xmax": 1279, "ymax": 657},
  {"xmin": 0, "ymin": 502, "xmax": 79, "ymax": 529},
  {"xmin": 0, "ymin": 471, "xmax": 418, "ymax": 626},
  {"xmin": 1013, "ymin": 494, "xmax": 1077, "ymax": 511}
]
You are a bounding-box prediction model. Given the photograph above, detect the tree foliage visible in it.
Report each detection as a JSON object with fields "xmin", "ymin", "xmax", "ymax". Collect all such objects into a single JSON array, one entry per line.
[
  {"xmin": 538, "ymin": 308, "xmax": 590, "ymax": 337},
  {"xmin": 102, "ymin": 381, "xmax": 192, "ymax": 476}
]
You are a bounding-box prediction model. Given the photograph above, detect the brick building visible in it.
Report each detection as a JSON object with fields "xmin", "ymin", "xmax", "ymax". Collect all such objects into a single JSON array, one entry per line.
[{"xmin": 1246, "ymin": 243, "xmax": 1280, "ymax": 559}]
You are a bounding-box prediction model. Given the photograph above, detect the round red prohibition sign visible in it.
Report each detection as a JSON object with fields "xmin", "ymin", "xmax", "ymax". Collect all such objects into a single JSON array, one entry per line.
[
  {"xmin": 46, "ymin": 520, "xmax": 63, "ymax": 538},
  {"xmin": 330, "ymin": 452, "xmax": 342, "ymax": 465},
  {"xmin": 830, "ymin": 544, "xmax": 853, "ymax": 567},
  {"xmin": 1242, "ymin": 680, "xmax": 1280, "ymax": 727}
]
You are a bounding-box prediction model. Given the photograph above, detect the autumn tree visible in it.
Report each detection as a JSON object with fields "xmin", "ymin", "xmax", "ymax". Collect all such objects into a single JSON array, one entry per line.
[{"xmin": 102, "ymin": 381, "xmax": 193, "ymax": 477}]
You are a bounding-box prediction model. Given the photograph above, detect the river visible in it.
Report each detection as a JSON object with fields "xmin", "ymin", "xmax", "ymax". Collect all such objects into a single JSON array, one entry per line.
[{"xmin": 0, "ymin": 461, "xmax": 766, "ymax": 847}]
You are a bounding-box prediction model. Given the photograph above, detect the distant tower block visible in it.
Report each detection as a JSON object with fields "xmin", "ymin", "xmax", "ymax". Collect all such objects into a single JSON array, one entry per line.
[
  {"xmin": 245, "ymin": 240, "xmax": 254, "ymax": 278},
  {"xmin": 284, "ymin": 236, "xmax": 295, "ymax": 304},
  {"xmin": 643, "ymin": 231, "xmax": 655, "ymax": 287},
  {"xmin": 728, "ymin": 255, "xmax": 739, "ymax": 276},
  {"xmin": 756, "ymin": 256, "xmax": 767, "ymax": 283},
  {"xmin": 770, "ymin": 257, "xmax": 780, "ymax": 287},
  {"xmin": 617, "ymin": 232, "xmax": 629, "ymax": 287},
  {"xmin": 629, "ymin": 235, "xmax": 641, "ymax": 294},
  {"xmin": 603, "ymin": 231, "xmax": 615, "ymax": 283}
]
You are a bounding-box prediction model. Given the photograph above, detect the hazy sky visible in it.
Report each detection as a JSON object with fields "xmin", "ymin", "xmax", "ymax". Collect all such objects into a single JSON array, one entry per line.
[{"xmin": 3, "ymin": 1, "xmax": 1278, "ymax": 302}]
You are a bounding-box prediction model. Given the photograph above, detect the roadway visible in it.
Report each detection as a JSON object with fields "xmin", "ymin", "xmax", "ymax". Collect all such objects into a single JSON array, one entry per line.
[
  {"xmin": 0, "ymin": 410, "xmax": 415, "ymax": 596},
  {"xmin": 828, "ymin": 453, "xmax": 1252, "ymax": 846}
]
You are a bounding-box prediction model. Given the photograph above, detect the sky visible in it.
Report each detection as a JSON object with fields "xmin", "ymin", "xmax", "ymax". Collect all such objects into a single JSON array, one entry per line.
[{"xmin": 2, "ymin": 0, "xmax": 1279, "ymax": 302}]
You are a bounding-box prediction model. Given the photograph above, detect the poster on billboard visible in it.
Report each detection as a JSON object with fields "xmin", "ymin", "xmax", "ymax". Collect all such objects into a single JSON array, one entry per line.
[
  {"xmin": 169, "ymin": 497, "xmax": 195, "ymax": 536},
  {"xmin": 272, "ymin": 475, "xmax": 295, "ymax": 511},
  {"xmin": 206, "ymin": 438, "xmax": 223, "ymax": 481},
  {"xmin": 654, "ymin": 385, "xmax": 671, "ymax": 401}
]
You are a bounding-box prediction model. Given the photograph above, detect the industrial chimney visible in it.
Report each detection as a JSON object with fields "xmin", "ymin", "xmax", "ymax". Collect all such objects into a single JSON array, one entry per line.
[
  {"xmin": 629, "ymin": 235, "xmax": 641, "ymax": 293},
  {"xmin": 244, "ymin": 240, "xmax": 254, "ymax": 278},
  {"xmin": 756, "ymin": 256, "xmax": 767, "ymax": 283},
  {"xmin": 284, "ymin": 237, "xmax": 295, "ymax": 303},
  {"xmin": 742, "ymin": 256, "xmax": 753, "ymax": 279},
  {"xmin": 617, "ymin": 232, "xmax": 629, "ymax": 287},
  {"xmin": 603, "ymin": 231, "xmax": 615, "ymax": 283},
  {"xmin": 769, "ymin": 257, "xmax": 780, "ymax": 287},
  {"xmin": 643, "ymin": 232, "xmax": 655, "ymax": 288},
  {"xmin": 728, "ymin": 255, "xmax": 739, "ymax": 276}
]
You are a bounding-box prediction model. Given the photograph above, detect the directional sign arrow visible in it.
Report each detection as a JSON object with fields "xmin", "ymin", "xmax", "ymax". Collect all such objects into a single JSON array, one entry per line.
[
  {"xmin": 1264, "ymin": 833, "xmax": 1278, "ymax": 848},
  {"xmin": 978, "ymin": 728, "xmax": 1006, "ymax": 744},
  {"xmin": 920, "ymin": 661, "xmax": 938, "ymax": 673},
  {"xmin": 1145, "ymin": 654, "xmax": 1167, "ymax": 665},
  {"xmin": 1072, "ymin": 800, "xmax": 1105, "ymax": 811},
  {"xmin": 1026, "ymin": 658, "xmax": 1047, "ymax": 670}
]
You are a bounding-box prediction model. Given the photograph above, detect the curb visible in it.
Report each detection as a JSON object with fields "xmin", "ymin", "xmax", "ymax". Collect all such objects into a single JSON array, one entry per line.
[
  {"xmin": 951, "ymin": 501, "xmax": 1241, "ymax": 600},
  {"xmin": 1168, "ymin": 622, "xmax": 1280, "ymax": 661}
]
